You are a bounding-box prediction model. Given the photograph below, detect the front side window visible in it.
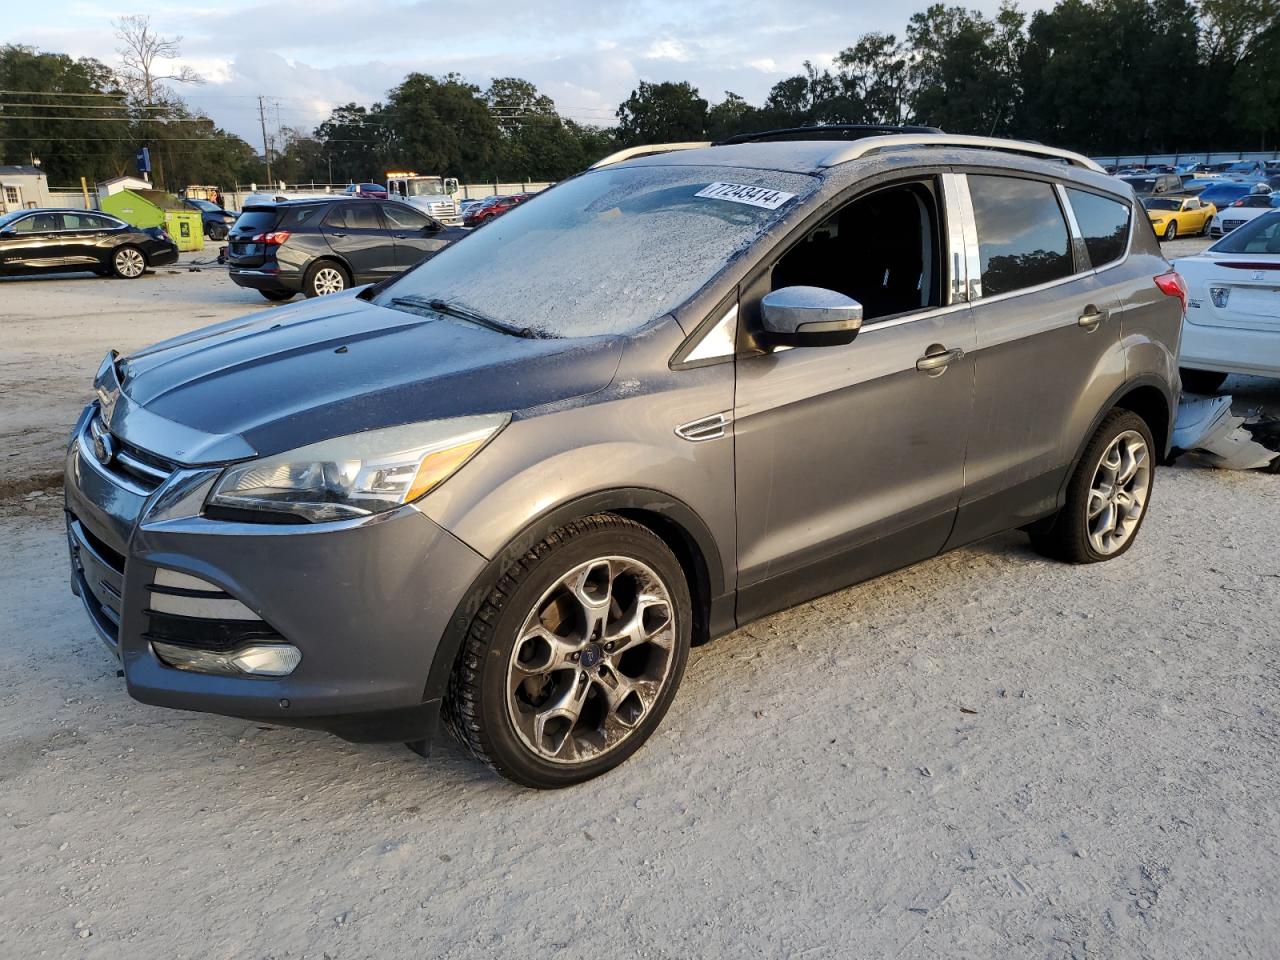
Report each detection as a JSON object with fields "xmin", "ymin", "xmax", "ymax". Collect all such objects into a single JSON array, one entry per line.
[
  {"xmin": 376, "ymin": 164, "xmax": 819, "ymax": 338},
  {"xmin": 383, "ymin": 204, "xmax": 430, "ymax": 230},
  {"xmin": 770, "ymin": 179, "xmax": 942, "ymax": 322},
  {"xmin": 13, "ymin": 213, "xmax": 57, "ymax": 233},
  {"xmin": 968, "ymin": 175, "xmax": 1073, "ymax": 297},
  {"xmin": 1070, "ymin": 189, "xmax": 1131, "ymax": 268}
]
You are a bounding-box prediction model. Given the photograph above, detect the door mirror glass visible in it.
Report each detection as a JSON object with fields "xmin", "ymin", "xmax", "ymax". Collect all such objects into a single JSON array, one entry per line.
[{"xmin": 760, "ymin": 286, "xmax": 863, "ymax": 347}]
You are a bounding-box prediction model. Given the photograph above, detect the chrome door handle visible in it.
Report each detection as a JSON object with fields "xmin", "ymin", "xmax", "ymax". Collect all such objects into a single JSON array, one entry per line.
[
  {"xmin": 916, "ymin": 346, "xmax": 964, "ymax": 374},
  {"xmin": 1078, "ymin": 307, "xmax": 1107, "ymax": 329}
]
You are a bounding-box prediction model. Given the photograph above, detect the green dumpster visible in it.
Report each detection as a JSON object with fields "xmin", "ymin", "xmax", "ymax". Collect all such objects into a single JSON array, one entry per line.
[{"xmin": 100, "ymin": 189, "xmax": 204, "ymax": 252}]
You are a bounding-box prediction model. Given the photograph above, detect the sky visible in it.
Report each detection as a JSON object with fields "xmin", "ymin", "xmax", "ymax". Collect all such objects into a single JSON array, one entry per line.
[{"xmin": 8, "ymin": 0, "xmax": 1055, "ymax": 147}]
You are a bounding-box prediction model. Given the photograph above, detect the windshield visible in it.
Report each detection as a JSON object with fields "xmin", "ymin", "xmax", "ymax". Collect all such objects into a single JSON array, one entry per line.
[
  {"xmin": 405, "ymin": 179, "xmax": 445, "ymax": 196},
  {"xmin": 376, "ymin": 164, "xmax": 818, "ymax": 338},
  {"xmin": 1210, "ymin": 211, "xmax": 1280, "ymax": 254},
  {"xmin": 1227, "ymin": 162, "xmax": 1256, "ymax": 172},
  {"xmin": 188, "ymin": 199, "xmax": 219, "ymax": 212},
  {"xmin": 1123, "ymin": 177, "xmax": 1157, "ymax": 194},
  {"xmin": 1143, "ymin": 198, "xmax": 1181, "ymax": 211}
]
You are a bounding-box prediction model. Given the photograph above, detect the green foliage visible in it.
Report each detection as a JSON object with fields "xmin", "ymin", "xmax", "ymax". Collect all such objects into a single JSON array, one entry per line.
[{"xmin": 615, "ymin": 81, "xmax": 708, "ymax": 145}]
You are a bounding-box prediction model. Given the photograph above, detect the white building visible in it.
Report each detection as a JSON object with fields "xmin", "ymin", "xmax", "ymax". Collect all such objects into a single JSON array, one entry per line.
[{"xmin": 0, "ymin": 165, "xmax": 53, "ymax": 214}]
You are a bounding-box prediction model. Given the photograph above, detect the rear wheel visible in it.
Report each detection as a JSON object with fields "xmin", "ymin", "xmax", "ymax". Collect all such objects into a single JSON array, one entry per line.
[
  {"xmin": 1163, "ymin": 220, "xmax": 1178, "ymax": 240},
  {"xmin": 1179, "ymin": 368, "xmax": 1228, "ymax": 394},
  {"xmin": 304, "ymin": 259, "xmax": 348, "ymax": 297},
  {"xmin": 111, "ymin": 245, "xmax": 147, "ymax": 279},
  {"xmin": 1031, "ymin": 410, "xmax": 1155, "ymax": 564},
  {"xmin": 259, "ymin": 289, "xmax": 295, "ymax": 302},
  {"xmin": 445, "ymin": 515, "xmax": 691, "ymax": 788}
]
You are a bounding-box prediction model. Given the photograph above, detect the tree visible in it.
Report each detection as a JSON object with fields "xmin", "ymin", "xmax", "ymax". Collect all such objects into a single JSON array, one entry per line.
[
  {"xmin": 706, "ymin": 91, "xmax": 762, "ymax": 139},
  {"xmin": 834, "ymin": 33, "xmax": 911, "ymax": 125},
  {"xmin": 615, "ymin": 81, "xmax": 708, "ymax": 145},
  {"xmin": 381, "ymin": 73, "xmax": 503, "ymax": 178}
]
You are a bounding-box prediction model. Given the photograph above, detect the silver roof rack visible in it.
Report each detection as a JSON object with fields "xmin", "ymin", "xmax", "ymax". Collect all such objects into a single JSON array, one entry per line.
[
  {"xmin": 590, "ymin": 142, "xmax": 711, "ymax": 169},
  {"xmin": 819, "ymin": 134, "xmax": 1105, "ymax": 173}
]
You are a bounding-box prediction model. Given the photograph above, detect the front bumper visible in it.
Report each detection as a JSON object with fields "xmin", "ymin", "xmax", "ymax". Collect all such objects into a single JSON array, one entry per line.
[{"xmin": 63, "ymin": 407, "xmax": 487, "ymax": 742}]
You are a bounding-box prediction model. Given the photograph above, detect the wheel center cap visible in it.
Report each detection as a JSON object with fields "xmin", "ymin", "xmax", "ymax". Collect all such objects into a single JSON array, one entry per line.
[{"xmin": 580, "ymin": 643, "xmax": 604, "ymax": 669}]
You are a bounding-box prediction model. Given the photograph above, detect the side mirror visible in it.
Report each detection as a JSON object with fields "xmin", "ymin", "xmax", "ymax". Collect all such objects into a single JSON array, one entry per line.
[{"xmin": 760, "ymin": 286, "xmax": 863, "ymax": 347}]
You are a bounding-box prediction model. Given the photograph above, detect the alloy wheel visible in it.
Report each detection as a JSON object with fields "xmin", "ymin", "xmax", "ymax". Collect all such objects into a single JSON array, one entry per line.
[
  {"xmin": 505, "ymin": 555, "xmax": 677, "ymax": 764},
  {"xmin": 114, "ymin": 247, "xmax": 145, "ymax": 278},
  {"xmin": 1086, "ymin": 430, "xmax": 1151, "ymax": 556},
  {"xmin": 312, "ymin": 266, "xmax": 346, "ymax": 295}
]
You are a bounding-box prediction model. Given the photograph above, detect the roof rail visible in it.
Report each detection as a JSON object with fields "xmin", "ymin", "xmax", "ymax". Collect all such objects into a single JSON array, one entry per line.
[
  {"xmin": 820, "ymin": 134, "xmax": 1105, "ymax": 172},
  {"xmin": 715, "ymin": 124, "xmax": 942, "ymax": 145},
  {"xmin": 590, "ymin": 142, "xmax": 711, "ymax": 169}
]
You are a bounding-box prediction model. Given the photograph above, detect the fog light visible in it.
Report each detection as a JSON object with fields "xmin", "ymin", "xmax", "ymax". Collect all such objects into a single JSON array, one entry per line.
[
  {"xmin": 1209, "ymin": 286, "xmax": 1230, "ymax": 308},
  {"xmin": 152, "ymin": 641, "xmax": 302, "ymax": 677}
]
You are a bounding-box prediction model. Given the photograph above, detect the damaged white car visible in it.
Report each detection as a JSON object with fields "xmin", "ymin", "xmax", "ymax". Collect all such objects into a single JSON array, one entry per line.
[{"xmin": 1175, "ymin": 209, "xmax": 1280, "ymax": 394}]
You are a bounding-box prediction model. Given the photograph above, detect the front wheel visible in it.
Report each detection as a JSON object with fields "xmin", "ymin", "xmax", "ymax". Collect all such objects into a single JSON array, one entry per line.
[
  {"xmin": 1163, "ymin": 220, "xmax": 1178, "ymax": 241},
  {"xmin": 207, "ymin": 223, "xmax": 228, "ymax": 241},
  {"xmin": 1030, "ymin": 409, "xmax": 1155, "ymax": 564},
  {"xmin": 446, "ymin": 515, "xmax": 691, "ymax": 788},
  {"xmin": 111, "ymin": 245, "xmax": 147, "ymax": 279}
]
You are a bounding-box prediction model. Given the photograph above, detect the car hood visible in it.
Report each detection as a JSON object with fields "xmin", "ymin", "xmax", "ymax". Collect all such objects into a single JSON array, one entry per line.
[{"xmin": 115, "ymin": 291, "xmax": 624, "ymax": 462}]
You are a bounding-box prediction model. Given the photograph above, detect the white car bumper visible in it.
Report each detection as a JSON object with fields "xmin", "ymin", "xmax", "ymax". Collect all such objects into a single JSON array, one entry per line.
[{"xmin": 1180, "ymin": 319, "xmax": 1280, "ymax": 377}]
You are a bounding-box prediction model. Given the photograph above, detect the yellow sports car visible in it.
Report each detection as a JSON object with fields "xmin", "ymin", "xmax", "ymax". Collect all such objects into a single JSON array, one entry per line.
[{"xmin": 1143, "ymin": 195, "xmax": 1215, "ymax": 240}]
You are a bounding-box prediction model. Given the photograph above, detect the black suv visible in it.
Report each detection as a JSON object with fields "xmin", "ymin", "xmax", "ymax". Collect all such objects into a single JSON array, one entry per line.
[{"xmin": 227, "ymin": 198, "xmax": 466, "ymax": 300}]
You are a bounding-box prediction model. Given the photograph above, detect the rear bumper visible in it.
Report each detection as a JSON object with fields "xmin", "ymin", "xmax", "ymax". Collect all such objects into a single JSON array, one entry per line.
[
  {"xmin": 228, "ymin": 266, "xmax": 302, "ymax": 293},
  {"xmin": 1179, "ymin": 319, "xmax": 1280, "ymax": 377},
  {"xmin": 63, "ymin": 409, "xmax": 487, "ymax": 742},
  {"xmin": 148, "ymin": 245, "xmax": 180, "ymax": 267}
]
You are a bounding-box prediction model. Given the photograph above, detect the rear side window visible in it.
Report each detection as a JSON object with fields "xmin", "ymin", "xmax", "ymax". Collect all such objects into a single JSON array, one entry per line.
[
  {"xmin": 325, "ymin": 202, "xmax": 381, "ymax": 230},
  {"xmin": 284, "ymin": 205, "xmax": 326, "ymax": 228},
  {"xmin": 968, "ymin": 175, "xmax": 1073, "ymax": 297},
  {"xmin": 1067, "ymin": 189, "xmax": 1131, "ymax": 268}
]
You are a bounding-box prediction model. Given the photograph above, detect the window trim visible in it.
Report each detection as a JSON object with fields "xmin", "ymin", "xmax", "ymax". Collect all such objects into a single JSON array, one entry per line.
[{"xmin": 1060, "ymin": 184, "xmax": 1135, "ymax": 275}]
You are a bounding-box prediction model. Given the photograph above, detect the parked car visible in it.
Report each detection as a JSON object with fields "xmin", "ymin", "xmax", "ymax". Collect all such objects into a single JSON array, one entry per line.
[
  {"xmin": 226, "ymin": 197, "xmax": 464, "ymax": 300},
  {"xmin": 1197, "ymin": 181, "xmax": 1269, "ymax": 212},
  {"xmin": 1118, "ymin": 173, "xmax": 1182, "ymax": 196},
  {"xmin": 1174, "ymin": 209, "xmax": 1280, "ymax": 392},
  {"xmin": 183, "ymin": 198, "xmax": 236, "ymax": 240},
  {"xmin": 1222, "ymin": 160, "xmax": 1267, "ymax": 182},
  {"xmin": 1207, "ymin": 193, "xmax": 1280, "ymax": 237},
  {"xmin": 457, "ymin": 198, "xmax": 486, "ymax": 216},
  {"xmin": 343, "ymin": 182, "xmax": 389, "ymax": 199},
  {"xmin": 64, "ymin": 131, "xmax": 1182, "ymax": 787},
  {"xmin": 0, "ymin": 208, "xmax": 178, "ymax": 279},
  {"xmin": 462, "ymin": 193, "xmax": 532, "ymax": 227},
  {"xmin": 1143, "ymin": 195, "xmax": 1215, "ymax": 240}
]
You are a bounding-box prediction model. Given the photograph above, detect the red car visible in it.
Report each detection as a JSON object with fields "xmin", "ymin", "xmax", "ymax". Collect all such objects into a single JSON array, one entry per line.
[
  {"xmin": 462, "ymin": 193, "xmax": 532, "ymax": 227},
  {"xmin": 343, "ymin": 182, "xmax": 389, "ymax": 199}
]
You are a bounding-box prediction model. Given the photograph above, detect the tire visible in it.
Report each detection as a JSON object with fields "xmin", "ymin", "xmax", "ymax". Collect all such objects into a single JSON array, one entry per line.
[
  {"xmin": 207, "ymin": 223, "xmax": 228, "ymax": 241},
  {"xmin": 1179, "ymin": 368, "xmax": 1227, "ymax": 394},
  {"xmin": 445, "ymin": 514, "xmax": 692, "ymax": 788},
  {"xmin": 1030, "ymin": 409, "xmax": 1156, "ymax": 564},
  {"xmin": 259, "ymin": 289, "xmax": 295, "ymax": 302},
  {"xmin": 303, "ymin": 259, "xmax": 348, "ymax": 298},
  {"xmin": 110, "ymin": 245, "xmax": 147, "ymax": 279},
  {"xmin": 1163, "ymin": 220, "xmax": 1177, "ymax": 241}
]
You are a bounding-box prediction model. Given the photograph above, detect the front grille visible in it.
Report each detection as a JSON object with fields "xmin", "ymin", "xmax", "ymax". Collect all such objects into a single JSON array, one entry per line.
[
  {"xmin": 86, "ymin": 411, "xmax": 175, "ymax": 493},
  {"xmin": 1223, "ymin": 220, "xmax": 1245, "ymax": 231}
]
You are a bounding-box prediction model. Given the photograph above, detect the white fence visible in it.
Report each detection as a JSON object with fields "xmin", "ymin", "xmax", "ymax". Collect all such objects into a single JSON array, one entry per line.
[{"xmin": 1092, "ymin": 150, "xmax": 1280, "ymax": 167}]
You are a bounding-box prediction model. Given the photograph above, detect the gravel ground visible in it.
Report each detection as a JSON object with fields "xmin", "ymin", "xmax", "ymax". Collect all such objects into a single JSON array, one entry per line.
[{"xmin": 2, "ymin": 234, "xmax": 1279, "ymax": 958}]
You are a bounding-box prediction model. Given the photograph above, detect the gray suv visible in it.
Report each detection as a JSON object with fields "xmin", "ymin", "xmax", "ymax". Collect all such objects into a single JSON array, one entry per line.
[{"xmin": 64, "ymin": 131, "xmax": 1183, "ymax": 787}]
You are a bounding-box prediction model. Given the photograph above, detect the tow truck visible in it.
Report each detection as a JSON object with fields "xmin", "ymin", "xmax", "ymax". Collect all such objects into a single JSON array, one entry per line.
[{"xmin": 386, "ymin": 172, "xmax": 461, "ymax": 225}]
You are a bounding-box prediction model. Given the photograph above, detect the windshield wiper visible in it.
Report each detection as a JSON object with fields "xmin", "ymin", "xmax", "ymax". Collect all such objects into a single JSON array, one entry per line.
[{"xmin": 387, "ymin": 294, "xmax": 539, "ymax": 339}]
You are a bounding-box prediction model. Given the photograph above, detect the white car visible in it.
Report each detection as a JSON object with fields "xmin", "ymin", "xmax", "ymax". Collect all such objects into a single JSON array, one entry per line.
[
  {"xmin": 1175, "ymin": 209, "xmax": 1280, "ymax": 392},
  {"xmin": 1208, "ymin": 194, "xmax": 1280, "ymax": 237}
]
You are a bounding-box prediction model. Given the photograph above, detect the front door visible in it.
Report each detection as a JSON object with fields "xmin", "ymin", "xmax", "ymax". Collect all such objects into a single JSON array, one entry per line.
[
  {"xmin": 382, "ymin": 203, "xmax": 450, "ymax": 269},
  {"xmin": 0, "ymin": 211, "xmax": 61, "ymax": 273},
  {"xmin": 732, "ymin": 175, "xmax": 976, "ymax": 623}
]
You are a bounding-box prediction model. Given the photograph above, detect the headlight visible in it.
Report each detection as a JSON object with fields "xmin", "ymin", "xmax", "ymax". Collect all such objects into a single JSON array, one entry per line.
[{"xmin": 207, "ymin": 414, "xmax": 508, "ymax": 522}]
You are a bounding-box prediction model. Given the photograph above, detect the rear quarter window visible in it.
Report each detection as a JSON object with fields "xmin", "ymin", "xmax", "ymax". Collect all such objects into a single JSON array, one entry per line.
[
  {"xmin": 1066, "ymin": 189, "xmax": 1131, "ymax": 268},
  {"xmin": 968, "ymin": 175, "xmax": 1073, "ymax": 298}
]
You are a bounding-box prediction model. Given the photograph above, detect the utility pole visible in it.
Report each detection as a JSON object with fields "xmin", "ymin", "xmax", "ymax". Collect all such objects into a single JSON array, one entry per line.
[{"xmin": 258, "ymin": 95, "xmax": 273, "ymax": 187}]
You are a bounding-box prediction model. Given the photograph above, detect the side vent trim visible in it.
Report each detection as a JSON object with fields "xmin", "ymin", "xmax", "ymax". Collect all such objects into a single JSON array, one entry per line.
[{"xmin": 675, "ymin": 412, "xmax": 732, "ymax": 442}]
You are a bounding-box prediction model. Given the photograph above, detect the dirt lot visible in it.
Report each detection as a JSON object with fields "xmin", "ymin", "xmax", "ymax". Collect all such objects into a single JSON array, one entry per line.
[{"xmin": 2, "ymin": 237, "xmax": 1279, "ymax": 958}]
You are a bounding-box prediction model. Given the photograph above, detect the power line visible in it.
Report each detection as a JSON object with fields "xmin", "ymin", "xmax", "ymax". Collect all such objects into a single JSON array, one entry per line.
[
  {"xmin": 0, "ymin": 88, "xmax": 129, "ymax": 98},
  {"xmin": 0, "ymin": 114, "xmax": 212, "ymax": 123},
  {"xmin": 0, "ymin": 101, "xmax": 170, "ymax": 111}
]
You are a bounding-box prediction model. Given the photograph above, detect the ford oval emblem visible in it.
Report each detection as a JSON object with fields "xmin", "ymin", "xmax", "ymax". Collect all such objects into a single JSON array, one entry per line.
[{"xmin": 93, "ymin": 431, "xmax": 116, "ymax": 468}]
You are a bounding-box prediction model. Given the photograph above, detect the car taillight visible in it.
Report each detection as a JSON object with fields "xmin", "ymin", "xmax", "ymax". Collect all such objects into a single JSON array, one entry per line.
[
  {"xmin": 1154, "ymin": 271, "xmax": 1188, "ymax": 312},
  {"xmin": 1231, "ymin": 199, "xmax": 1245, "ymax": 207},
  {"xmin": 251, "ymin": 231, "xmax": 290, "ymax": 245}
]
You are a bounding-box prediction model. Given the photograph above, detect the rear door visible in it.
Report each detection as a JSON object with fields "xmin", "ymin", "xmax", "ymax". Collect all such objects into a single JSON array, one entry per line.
[
  {"xmin": 382, "ymin": 203, "xmax": 451, "ymax": 269},
  {"xmin": 947, "ymin": 173, "xmax": 1126, "ymax": 547},
  {"xmin": 321, "ymin": 202, "xmax": 397, "ymax": 283}
]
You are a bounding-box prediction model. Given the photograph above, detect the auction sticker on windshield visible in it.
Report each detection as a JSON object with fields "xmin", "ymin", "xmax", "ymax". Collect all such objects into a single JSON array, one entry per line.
[{"xmin": 695, "ymin": 182, "xmax": 797, "ymax": 210}]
